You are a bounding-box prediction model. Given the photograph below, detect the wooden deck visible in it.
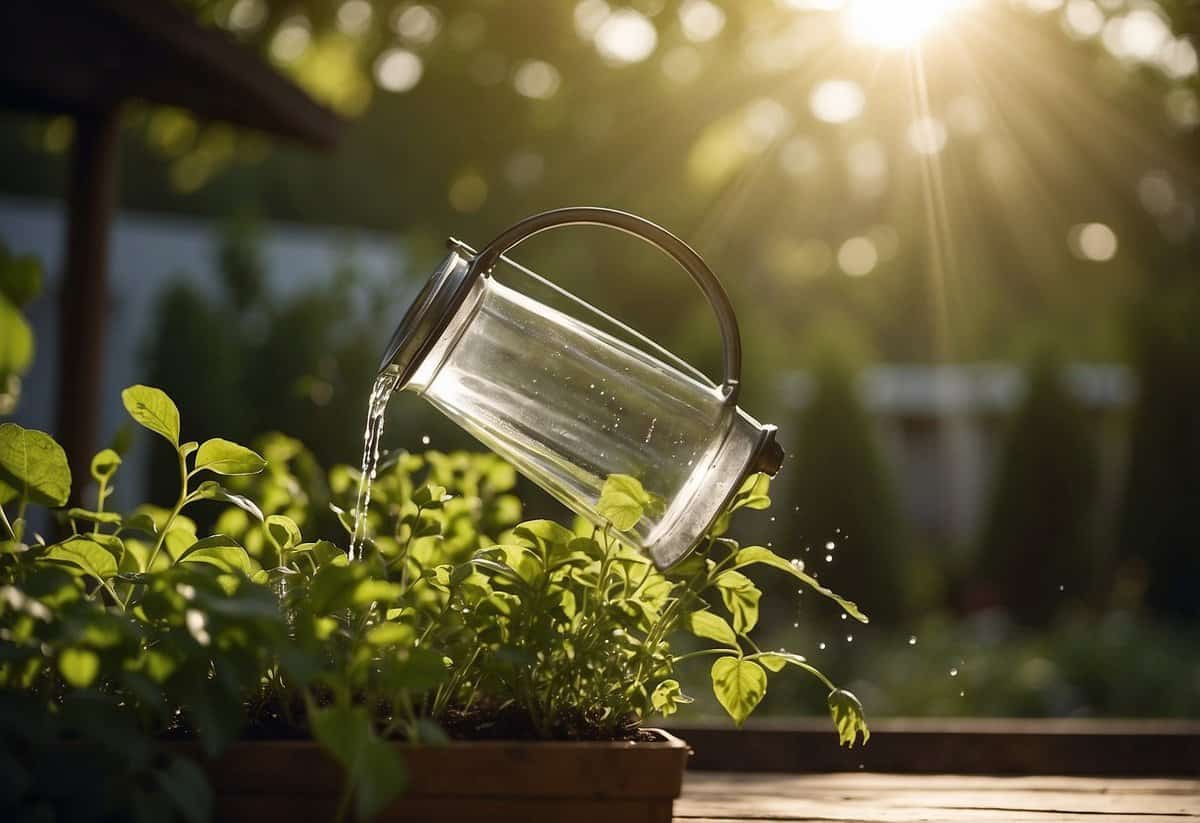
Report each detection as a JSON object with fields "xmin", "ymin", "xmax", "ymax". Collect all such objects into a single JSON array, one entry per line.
[{"xmin": 675, "ymin": 773, "xmax": 1200, "ymax": 822}]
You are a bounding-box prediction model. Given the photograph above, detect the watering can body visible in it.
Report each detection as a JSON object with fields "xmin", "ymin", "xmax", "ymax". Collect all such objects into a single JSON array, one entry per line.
[{"xmin": 380, "ymin": 208, "xmax": 782, "ymax": 569}]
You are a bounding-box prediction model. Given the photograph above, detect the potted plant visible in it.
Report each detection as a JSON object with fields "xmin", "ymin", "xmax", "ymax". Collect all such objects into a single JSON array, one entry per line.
[{"xmin": 0, "ymin": 385, "xmax": 868, "ymax": 822}]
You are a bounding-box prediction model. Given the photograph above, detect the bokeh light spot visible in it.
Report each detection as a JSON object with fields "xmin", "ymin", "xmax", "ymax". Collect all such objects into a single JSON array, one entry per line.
[
  {"xmin": 594, "ymin": 9, "xmax": 658, "ymax": 64},
  {"xmin": 679, "ymin": 0, "xmax": 726, "ymax": 43},
  {"xmin": 1070, "ymin": 222, "xmax": 1118, "ymax": 261},
  {"xmin": 513, "ymin": 60, "xmax": 561, "ymax": 99},
  {"xmin": 448, "ymin": 171, "xmax": 488, "ymax": 213},
  {"xmin": 908, "ymin": 116, "xmax": 948, "ymax": 154},
  {"xmin": 838, "ymin": 236, "xmax": 879, "ymax": 276},
  {"xmin": 375, "ymin": 49, "xmax": 423, "ymax": 92},
  {"xmin": 810, "ymin": 79, "xmax": 865, "ymax": 124}
]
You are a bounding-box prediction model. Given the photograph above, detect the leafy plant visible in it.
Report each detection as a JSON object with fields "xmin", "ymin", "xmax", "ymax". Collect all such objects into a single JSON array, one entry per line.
[{"xmin": 1, "ymin": 385, "xmax": 867, "ymax": 822}]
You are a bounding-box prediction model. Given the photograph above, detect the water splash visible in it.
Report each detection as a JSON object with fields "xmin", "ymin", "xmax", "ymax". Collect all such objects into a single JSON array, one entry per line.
[{"xmin": 349, "ymin": 365, "xmax": 402, "ymax": 561}]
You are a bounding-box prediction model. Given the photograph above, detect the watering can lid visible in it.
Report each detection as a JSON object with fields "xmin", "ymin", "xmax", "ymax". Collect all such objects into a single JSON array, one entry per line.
[{"xmin": 379, "ymin": 239, "xmax": 480, "ymax": 388}]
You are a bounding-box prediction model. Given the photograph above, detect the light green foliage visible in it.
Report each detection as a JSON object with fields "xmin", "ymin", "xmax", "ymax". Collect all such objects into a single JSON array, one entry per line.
[
  {"xmin": 0, "ymin": 243, "xmax": 41, "ymax": 414},
  {"xmin": 0, "ymin": 422, "xmax": 71, "ymax": 508},
  {"xmin": 194, "ymin": 438, "xmax": 267, "ymax": 476},
  {"xmin": 827, "ymin": 689, "xmax": 870, "ymax": 748},
  {"xmin": 122, "ymin": 384, "xmax": 181, "ymax": 445},
  {"xmin": 711, "ymin": 657, "xmax": 767, "ymax": 727},
  {"xmin": 0, "ymin": 386, "xmax": 868, "ymax": 820}
]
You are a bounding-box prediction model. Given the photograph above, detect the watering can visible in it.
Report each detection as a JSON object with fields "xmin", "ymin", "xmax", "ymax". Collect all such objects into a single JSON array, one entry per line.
[{"xmin": 379, "ymin": 207, "xmax": 783, "ymax": 569}]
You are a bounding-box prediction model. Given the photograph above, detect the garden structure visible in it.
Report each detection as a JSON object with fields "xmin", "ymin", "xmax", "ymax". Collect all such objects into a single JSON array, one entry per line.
[{"xmin": 0, "ymin": 0, "xmax": 341, "ymax": 496}]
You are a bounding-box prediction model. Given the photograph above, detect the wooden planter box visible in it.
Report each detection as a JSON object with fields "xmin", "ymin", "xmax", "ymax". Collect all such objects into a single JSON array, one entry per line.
[{"xmin": 184, "ymin": 729, "xmax": 690, "ymax": 823}]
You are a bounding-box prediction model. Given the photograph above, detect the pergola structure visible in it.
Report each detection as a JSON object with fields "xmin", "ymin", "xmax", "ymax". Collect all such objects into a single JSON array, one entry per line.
[{"xmin": 0, "ymin": 0, "xmax": 342, "ymax": 496}]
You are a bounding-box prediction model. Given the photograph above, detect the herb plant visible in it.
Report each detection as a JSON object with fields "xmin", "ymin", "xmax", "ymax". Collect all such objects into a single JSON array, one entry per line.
[{"xmin": 1, "ymin": 385, "xmax": 867, "ymax": 822}]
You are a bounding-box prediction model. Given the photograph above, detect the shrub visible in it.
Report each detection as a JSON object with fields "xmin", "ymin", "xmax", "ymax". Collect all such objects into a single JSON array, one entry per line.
[
  {"xmin": 0, "ymin": 385, "xmax": 867, "ymax": 821},
  {"xmin": 976, "ymin": 352, "xmax": 1100, "ymax": 626}
]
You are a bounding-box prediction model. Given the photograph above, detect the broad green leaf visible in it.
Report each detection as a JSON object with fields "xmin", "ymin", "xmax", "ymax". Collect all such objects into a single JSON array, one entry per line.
[
  {"xmin": 714, "ymin": 569, "xmax": 762, "ymax": 634},
  {"xmin": 756, "ymin": 651, "xmax": 808, "ymax": 673},
  {"xmin": 308, "ymin": 702, "xmax": 406, "ymax": 822},
  {"xmin": 827, "ymin": 689, "xmax": 870, "ymax": 748},
  {"xmin": 44, "ymin": 535, "xmax": 118, "ymax": 581},
  {"xmin": 732, "ymin": 472, "xmax": 771, "ymax": 510},
  {"xmin": 179, "ymin": 535, "xmax": 251, "ymax": 575},
  {"xmin": 90, "ymin": 449, "xmax": 122, "ymax": 482},
  {"xmin": 67, "ymin": 507, "xmax": 122, "ymax": 527},
  {"xmin": 412, "ymin": 483, "xmax": 449, "ymax": 507},
  {"xmin": 650, "ymin": 679, "xmax": 693, "ymax": 718},
  {"xmin": 596, "ymin": 473, "xmax": 650, "ymax": 531},
  {"xmin": 194, "ymin": 481, "xmax": 265, "ymax": 521},
  {"xmin": 711, "ymin": 656, "xmax": 766, "ymax": 727},
  {"xmin": 265, "ymin": 514, "xmax": 302, "ymax": 550},
  {"xmin": 685, "ymin": 609, "xmax": 738, "ymax": 647},
  {"xmin": 121, "ymin": 385, "xmax": 180, "ymax": 446},
  {"xmin": 194, "ymin": 438, "xmax": 267, "ymax": 476},
  {"xmin": 365, "ymin": 622, "xmax": 415, "ymax": 647},
  {"xmin": 120, "ymin": 512, "xmax": 158, "ymax": 537},
  {"xmin": 0, "ymin": 296, "xmax": 33, "ymax": 377},
  {"xmin": 59, "ymin": 647, "xmax": 100, "ymax": 688},
  {"xmin": 0, "ymin": 423, "xmax": 71, "ymax": 507},
  {"xmin": 733, "ymin": 545, "xmax": 868, "ymax": 624}
]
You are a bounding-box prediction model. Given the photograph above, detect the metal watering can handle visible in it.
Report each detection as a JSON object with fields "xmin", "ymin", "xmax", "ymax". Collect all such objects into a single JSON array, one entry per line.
[{"xmin": 466, "ymin": 207, "xmax": 743, "ymax": 405}]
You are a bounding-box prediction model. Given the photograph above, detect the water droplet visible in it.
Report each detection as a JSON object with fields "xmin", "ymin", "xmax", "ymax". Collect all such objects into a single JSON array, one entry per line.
[
  {"xmin": 959, "ymin": 690, "xmax": 966, "ymax": 697},
  {"xmin": 825, "ymin": 541, "xmax": 835, "ymax": 550},
  {"xmin": 908, "ymin": 635, "xmax": 917, "ymax": 646},
  {"xmin": 841, "ymin": 613, "xmax": 847, "ymax": 620},
  {"xmin": 790, "ymin": 558, "xmax": 804, "ymax": 570},
  {"xmin": 818, "ymin": 642, "xmax": 827, "ymax": 650},
  {"xmin": 793, "ymin": 622, "xmax": 799, "ymax": 628},
  {"xmin": 421, "ymin": 435, "xmax": 431, "ymax": 445},
  {"xmin": 845, "ymin": 634, "xmax": 854, "ymax": 643},
  {"xmin": 824, "ymin": 554, "xmax": 833, "ymax": 563},
  {"xmin": 1058, "ymin": 584, "xmax": 1065, "ymax": 592},
  {"xmin": 950, "ymin": 668, "xmax": 959, "ymax": 677},
  {"xmin": 589, "ymin": 383, "xmax": 595, "ymax": 389},
  {"xmin": 770, "ymin": 516, "xmax": 776, "ymax": 522}
]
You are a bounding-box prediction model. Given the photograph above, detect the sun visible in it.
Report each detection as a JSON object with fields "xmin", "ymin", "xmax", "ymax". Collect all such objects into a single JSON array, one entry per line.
[{"xmin": 843, "ymin": 0, "xmax": 976, "ymax": 49}]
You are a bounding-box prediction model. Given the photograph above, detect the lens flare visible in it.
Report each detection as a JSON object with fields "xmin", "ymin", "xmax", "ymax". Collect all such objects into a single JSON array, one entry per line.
[{"xmin": 844, "ymin": 0, "xmax": 975, "ymax": 48}]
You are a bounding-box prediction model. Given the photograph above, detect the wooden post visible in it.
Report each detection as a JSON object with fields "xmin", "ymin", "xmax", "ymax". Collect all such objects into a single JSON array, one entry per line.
[{"xmin": 56, "ymin": 108, "xmax": 121, "ymax": 503}]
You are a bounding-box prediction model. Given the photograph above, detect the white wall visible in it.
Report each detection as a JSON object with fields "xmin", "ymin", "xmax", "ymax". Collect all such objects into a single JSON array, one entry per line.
[{"xmin": 0, "ymin": 196, "xmax": 413, "ymax": 510}]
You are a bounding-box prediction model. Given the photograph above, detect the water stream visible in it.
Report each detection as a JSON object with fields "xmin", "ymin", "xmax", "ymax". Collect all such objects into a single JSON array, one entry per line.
[{"xmin": 349, "ymin": 365, "xmax": 402, "ymax": 561}]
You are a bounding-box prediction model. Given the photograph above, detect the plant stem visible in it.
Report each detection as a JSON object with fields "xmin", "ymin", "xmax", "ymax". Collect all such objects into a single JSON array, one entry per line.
[
  {"xmin": 145, "ymin": 450, "xmax": 189, "ymax": 571},
  {"xmin": 0, "ymin": 504, "xmax": 14, "ymax": 540}
]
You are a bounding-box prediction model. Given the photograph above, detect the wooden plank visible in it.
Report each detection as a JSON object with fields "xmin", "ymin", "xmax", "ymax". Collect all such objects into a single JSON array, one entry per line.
[
  {"xmin": 668, "ymin": 719, "xmax": 1200, "ymax": 775},
  {"xmin": 675, "ymin": 773, "xmax": 1200, "ymax": 822}
]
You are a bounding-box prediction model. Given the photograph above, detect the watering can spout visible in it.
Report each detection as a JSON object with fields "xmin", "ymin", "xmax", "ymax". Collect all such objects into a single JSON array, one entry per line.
[{"xmin": 751, "ymin": 425, "xmax": 785, "ymax": 477}]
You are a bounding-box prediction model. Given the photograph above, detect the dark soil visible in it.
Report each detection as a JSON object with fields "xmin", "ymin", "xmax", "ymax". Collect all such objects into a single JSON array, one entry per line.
[{"xmin": 166, "ymin": 693, "xmax": 658, "ymax": 744}]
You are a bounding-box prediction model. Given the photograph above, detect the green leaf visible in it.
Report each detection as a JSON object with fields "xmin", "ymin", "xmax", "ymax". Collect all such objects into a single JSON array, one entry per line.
[
  {"xmin": 755, "ymin": 651, "xmax": 807, "ymax": 673},
  {"xmin": 121, "ymin": 385, "xmax": 180, "ymax": 446},
  {"xmin": 308, "ymin": 702, "xmax": 406, "ymax": 822},
  {"xmin": 827, "ymin": 689, "xmax": 870, "ymax": 748},
  {"xmin": 194, "ymin": 481, "xmax": 265, "ymax": 521},
  {"xmin": 714, "ymin": 569, "xmax": 762, "ymax": 634},
  {"xmin": 596, "ymin": 473, "xmax": 650, "ymax": 531},
  {"xmin": 0, "ymin": 295, "xmax": 33, "ymax": 377},
  {"xmin": 58, "ymin": 647, "xmax": 100, "ymax": 688},
  {"xmin": 365, "ymin": 622, "xmax": 415, "ymax": 646},
  {"xmin": 0, "ymin": 423, "xmax": 71, "ymax": 507},
  {"xmin": 67, "ymin": 508, "xmax": 122, "ymax": 527},
  {"xmin": 732, "ymin": 472, "xmax": 771, "ymax": 510},
  {"xmin": 178, "ymin": 535, "xmax": 251, "ymax": 575},
  {"xmin": 412, "ymin": 483, "xmax": 449, "ymax": 507},
  {"xmin": 733, "ymin": 545, "xmax": 868, "ymax": 624},
  {"xmin": 0, "ymin": 251, "xmax": 41, "ymax": 307},
  {"xmin": 265, "ymin": 514, "xmax": 302, "ymax": 550},
  {"xmin": 44, "ymin": 535, "xmax": 118, "ymax": 581},
  {"xmin": 650, "ymin": 679, "xmax": 693, "ymax": 718},
  {"xmin": 685, "ymin": 610, "xmax": 738, "ymax": 647},
  {"xmin": 194, "ymin": 438, "xmax": 267, "ymax": 476},
  {"xmin": 711, "ymin": 656, "xmax": 766, "ymax": 727},
  {"xmin": 89, "ymin": 449, "xmax": 122, "ymax": 483}
]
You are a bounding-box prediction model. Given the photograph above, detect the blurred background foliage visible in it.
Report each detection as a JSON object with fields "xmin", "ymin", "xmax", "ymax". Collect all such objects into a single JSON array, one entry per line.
[{"xmin": 2, "ymin": 0, "xmax": 1200, "ymax": 718}]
